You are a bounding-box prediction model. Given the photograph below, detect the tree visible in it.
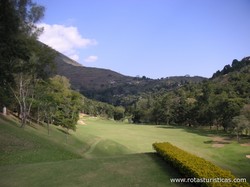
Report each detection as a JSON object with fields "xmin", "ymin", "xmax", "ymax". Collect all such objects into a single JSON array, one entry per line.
[
  {"xmin": 32, "ymin": 80, "xmax": 56, "ymax": 135},
  {"xmin": 232, "ymin": 115, "xmax": 249, "ymax": 142},
  {"xmin": 32, "ymin": 77, "xmax": 82, "ymax": 135},
  {"xmin": 172, "ymin": 97, "xmax": 189, "ymax": 125},
  {"xmin": 215, "ymin": 98, "xmax": 244, "ymax": 131},
  {"xmin": 241, "ymin": 104, "xmax": 250, "ymax": 121},
  {"xmin": 160, "ymin": 93, "xmax": 175, "ymax": 125},
  {"xmin": 0, "ymin": 0, "xmax": 44, "ymax": 123},
  {"xmin": 221, "ymin": 64, "xmax": 231, "ymax": 75},
  {"xmin": 10, "ymin": 54, "xmax": 39, "ymax": 127},
  {"xmin": 0, "ymin": 0, "xmax": 54, "ymax": 127},
  {"xmin": 151, "ymin": 101, "xmax": 165, "ymax": 125},
  {"xmin": 0, "ymin": 0, "xmax": 22, "ymax": 88},
  {"xmin": 239, "ymin": 104, "xmax": 250, "ymax": 135},
  {"xmin": 0, "ymin": 0, "xmax": 22, "ymax": 109},
  {"xmin": 132, "ymin": 96, "xmax": 153, "ymax": 124},
  {"xmin": 0, "ymin": 0, "xmax": 45, "ymax": 86},
  {"xmin": 132, "ymin": 109, "xmax": 144, "ymax": 124},
  {"xmin": 50, "ymin": 76, "xmax": 82, "ymax": 136},
  {"xmin": 114, "ymin": 106, "xmax": 125, "ymax": 121},
  {"xmin": 10, "ymin": 44, "xmax": 54, "ymax": 128}
]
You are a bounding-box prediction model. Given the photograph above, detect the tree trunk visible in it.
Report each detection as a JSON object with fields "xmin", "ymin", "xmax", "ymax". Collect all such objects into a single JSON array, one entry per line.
[
  {"xmin": 37, "ymin": 107, "xmax": 40, "ymax": 125},
  {"xmin": 237, "ymin": 128, "xmax": 240, "ymax": 143},
  {"xmin": 21, "ymin": 99, "xmax": 27, "ymax": 128},
  {"xmin": 10, "ymin": 72, "xmax": 35, "ymax": 128},
  {"xmin": 21, "ymin": 109, "xmax": 27, "ymax": 128},
  {"xmin": 47, "ymin": 121, "xmax": 50, "ymax": 135},
  {"xmin": 65, "ymin": 129, "xmax": 69, "ymax": 144}
]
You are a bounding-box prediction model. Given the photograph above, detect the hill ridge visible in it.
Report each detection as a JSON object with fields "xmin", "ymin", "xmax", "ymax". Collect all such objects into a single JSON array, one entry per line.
[{"xmin": 51, "ymin": 47, "xmax": 206, "ymax": 104}]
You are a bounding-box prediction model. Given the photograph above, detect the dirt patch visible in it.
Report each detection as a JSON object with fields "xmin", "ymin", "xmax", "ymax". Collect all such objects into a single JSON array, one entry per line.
[
  {"xmin": 212, "ymin": 136, "xmax": 231, "ymax": 143},
  {"xmin": 79, "ymin": 113, "xmax": 88, "ymax": 117},
  {"xmin": 77, "ymin": 120, "xmax": 86, "ymax": 125},
  {"xmin": 204, "ymin": 136, "xmax": 231, "ymax": 148},
  {"xmin": 241, "ymin": 143, "xmax": 250, "ymax": 147},
  {"xmin": 78, "ymin": 113, "xmax": 87, "ymax": 125},
  {"xmin": 212, "ymin": 144, "xmax": 225, "ymax": 148}
]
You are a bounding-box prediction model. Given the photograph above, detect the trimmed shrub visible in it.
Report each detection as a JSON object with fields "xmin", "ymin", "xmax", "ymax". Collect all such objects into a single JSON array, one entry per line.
[{"xmin": 153, "ymin": 142, "xmax": 249, "ymax": 187}]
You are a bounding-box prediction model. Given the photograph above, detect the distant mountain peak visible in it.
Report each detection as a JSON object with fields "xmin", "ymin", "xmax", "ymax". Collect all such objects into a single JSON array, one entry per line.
[{"xmin": 55, "ymin": 52, "xmax": 83, "ymax": 67}]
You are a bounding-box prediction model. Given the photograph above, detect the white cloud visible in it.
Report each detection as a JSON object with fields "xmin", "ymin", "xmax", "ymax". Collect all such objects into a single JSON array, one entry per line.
[
  {"xmin": 84, "ymin": 55, "xmax": 98, "ymax": 63},
  {"xmin": 37, "ymin": 23, "xmax": 97, "ymax": 62}
]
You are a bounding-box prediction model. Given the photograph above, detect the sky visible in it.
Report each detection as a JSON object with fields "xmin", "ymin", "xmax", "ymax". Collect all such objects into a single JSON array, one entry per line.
[{"xmin": 36, "ymin": 0, "xmax": 250, "ymax": 79}]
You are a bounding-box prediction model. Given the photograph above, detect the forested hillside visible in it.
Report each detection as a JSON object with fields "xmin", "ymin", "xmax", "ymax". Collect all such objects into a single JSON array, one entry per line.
[
  {"xmin": 52, "ymin": 51, "xmax": 205, "ymax": 105},
  {"xmin": 128, "ymin": 57, "xmax": 250, "ymax": 137}
]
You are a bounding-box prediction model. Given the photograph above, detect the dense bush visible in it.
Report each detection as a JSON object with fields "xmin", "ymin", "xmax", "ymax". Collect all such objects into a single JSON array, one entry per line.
[{"xmin": 153, "ymin": 142, "xmax": 249, "ymax": 187}]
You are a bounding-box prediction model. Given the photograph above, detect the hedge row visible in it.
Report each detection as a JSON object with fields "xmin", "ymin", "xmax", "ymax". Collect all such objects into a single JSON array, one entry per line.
[{"xmin": 153, "ymin": 142, "xmax": 249, "ymax": 187}]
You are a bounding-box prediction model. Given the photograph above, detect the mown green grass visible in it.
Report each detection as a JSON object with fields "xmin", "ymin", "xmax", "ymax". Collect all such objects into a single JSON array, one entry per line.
[
  {"xmin": 0, "ymin": 115, "xmax": 249, "ymax": 187},
  {"xmin": 77, "ymin": 117, "xmax": 250, "ymax": 180},
  {"xmin": 0, "ymin": 154, "xmax": 186, "ymax": 187}
]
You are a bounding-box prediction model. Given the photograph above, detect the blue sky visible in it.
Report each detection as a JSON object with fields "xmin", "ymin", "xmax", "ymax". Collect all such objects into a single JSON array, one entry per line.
[{"xmin": 36, "ymin": 0, "xmax": 250, "ymax": 79}]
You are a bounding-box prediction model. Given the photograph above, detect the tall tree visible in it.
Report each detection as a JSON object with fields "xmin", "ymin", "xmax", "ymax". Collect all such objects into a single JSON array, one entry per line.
[
  {"xmin": 10, "ymin": 54, "xmax": 38, "ymax": 126},
  {"xmin": 0, "ymin": 0, "xmax": 21, "ymax": 107},
  {"xmin": 32, "ymin": 80, "xmax": 56, "ymax": 134},
  {"xmin": 0, "ymin": 0, "xmax": 45, "ymax": 86},
  {"xmin": 232, "ymin": 115, "xmax": 249, "ymax": 142},
  {"xmin": 50, "ymin": 76, "xmax": 82, "ymax": 134},
  {"xmin": 0, "ymin": 0, "xmax": 55, "ymax": 127}
]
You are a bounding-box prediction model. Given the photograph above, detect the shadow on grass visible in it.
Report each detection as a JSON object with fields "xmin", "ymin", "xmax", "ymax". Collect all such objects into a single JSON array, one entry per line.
[
  {"xmin": 143, "ymin": 152, "xmax": 195, "ymax": 187},
  {"xmin": 27, "ymin": 122, "xmax": 38, "ymax": 130},
  {"xmin": 0, "ymin": 114, "xmax": 38, "ymax": 130},
  {"xmin": 157, "ymin": 124, "xmax": 250, "ymax": 144},
  {"xmin": 144, "ymin": 152, "xmax": 178, "ymax": 175},
  {"xmin": 157, "ymin": 125, "xmax": 229, "ymax": 137},
  {"xmin": 156, "ymin": 125, "xmax": 182, "ymax": 129},
  {"xmin": 0, "ymin": 114, "xmax": 22, "ymax": 128},
  {"xmin": 57, "ymin": 128, "xmax": 70, "ymax": 135},
  {"xmin": 203, "ymin": 140, "xmax": 230, "ymax": 144},
  {"xmin": 239, "ymin": 136, "xmax": 250, "ymax": 143}
]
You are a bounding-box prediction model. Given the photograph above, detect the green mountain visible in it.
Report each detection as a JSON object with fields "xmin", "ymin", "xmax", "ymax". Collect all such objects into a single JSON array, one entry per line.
[
  {"xmin": 54, "ymin": 52, "xmax": 130, "ymax": 91},
  {"xmin": 212, "ymin": 56, "xmax": 250, "ymax": 79},
  {"xmin": 128, "ymin": 55, "xmax": 250, "ymax": 125},
  {"xmin": 209, "ymin": 56, "xmax": 250, "ymax": 99},
  {"xmin": 52, "ymin": 50, "xmax": 206, "ymax": 105}
]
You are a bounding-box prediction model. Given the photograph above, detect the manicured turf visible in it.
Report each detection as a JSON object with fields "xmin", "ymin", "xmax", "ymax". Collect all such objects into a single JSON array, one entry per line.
[
  {"xmin": 0, "ymin": 115, "xmax": 249, "ymax": 186},
  {"xmin": 0, "ymin": 153, "xmax": 186, "ymax": 187},
  {"xmin": 77, "ymin": 117, "xmax": 250, "ymax": 180}
]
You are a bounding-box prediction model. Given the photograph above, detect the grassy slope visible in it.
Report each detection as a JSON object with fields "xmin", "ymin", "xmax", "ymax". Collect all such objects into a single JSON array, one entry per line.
[
  {"xmin": 0, "ymin": 116, "xmax": 82, "ymax": 165},
  {"xmin": 0, "ymin": 115, "xmax": 249, "ymax": 186},
  {"xmin": 0, "ymin": 116, "xmax": 185, "ymax": 187}
]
